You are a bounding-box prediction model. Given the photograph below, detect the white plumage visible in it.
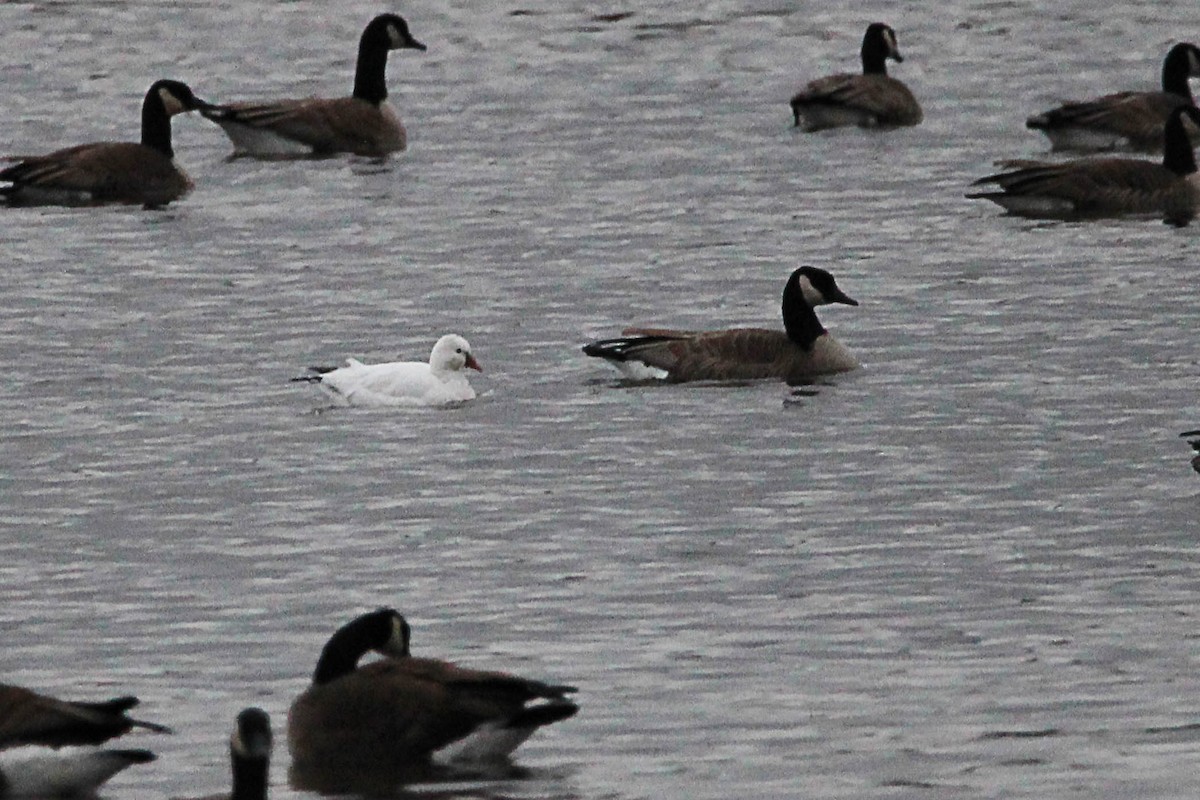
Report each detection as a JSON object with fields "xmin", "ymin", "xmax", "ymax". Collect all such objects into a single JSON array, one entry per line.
[
  {"xmin": 0, "ymin": 747, "xmax": 154, "ymax": 797},
  {"xmin": 295, "ymin": 334, "xmax": 481, "ymax": 407}
]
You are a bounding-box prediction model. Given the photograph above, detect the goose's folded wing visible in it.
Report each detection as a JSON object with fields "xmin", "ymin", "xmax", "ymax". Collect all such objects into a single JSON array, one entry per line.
[
  {"xmin": 793, "ymin": 74, "xmax": 914, "ymax": 118},
  {"xmin": 0, "ymin": 144, "xmax": 173, "ymax": 193},
  {"xmin": 204, "ymin": 98, "xmax": 393, "ymax": 151},
  {"xmin": 390, "ymin": 658, "xmax": 576, "ymax": 702},
  {"xmin": 1031, "ymin": 91, "xmax": 1182, "ymax": 143},
  {"xmin": 604, "ymin": 329, "xmax": 792, "ymax": 380}
]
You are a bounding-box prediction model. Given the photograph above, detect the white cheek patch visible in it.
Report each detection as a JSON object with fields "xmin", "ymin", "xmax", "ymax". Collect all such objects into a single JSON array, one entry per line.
[
  {"xmin": 158, "ymin": 87, "xmax": 184, "ymax": 116},
  {"xmin": 885, "ymin": 29, "xmax": 899, "ymax": 56},
  {"xmin": 390, "ymin": 616, "xmax": 406, "ymax": 649},
  {"xmin": 1190, "ymin": 49, "xmax": 1200, "ymax": 75},
  {"xmin": 388, "ymin": 24, "xmax": 403, "ymax": 46},
  {"xmin": 797, "ymin": 275, "xmax": 825, "ymax": 306}
]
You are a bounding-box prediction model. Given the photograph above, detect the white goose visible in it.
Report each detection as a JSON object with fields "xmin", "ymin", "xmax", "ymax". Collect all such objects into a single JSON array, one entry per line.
[{"xmin": 293, "ymin": 334, "xmax": 481, "ymax": 407}]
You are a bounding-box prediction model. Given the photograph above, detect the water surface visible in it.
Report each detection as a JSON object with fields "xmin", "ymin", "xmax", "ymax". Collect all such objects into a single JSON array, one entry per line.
[{"xmin": 2, "ymin": 2, "xmax": 1199, "ymax": 799}]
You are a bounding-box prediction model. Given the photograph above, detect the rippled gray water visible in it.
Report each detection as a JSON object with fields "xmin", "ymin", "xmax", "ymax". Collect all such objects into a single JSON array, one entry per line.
[{"xmin": 3, "ymin": 1, "xmax": 1200, "ymax": 799}]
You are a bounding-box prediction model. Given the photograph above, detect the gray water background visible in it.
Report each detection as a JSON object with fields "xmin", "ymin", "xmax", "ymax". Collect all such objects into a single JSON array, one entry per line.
[{"xmin": 2, "ymin": 1, "xmax": 1200, "ymax": 798}]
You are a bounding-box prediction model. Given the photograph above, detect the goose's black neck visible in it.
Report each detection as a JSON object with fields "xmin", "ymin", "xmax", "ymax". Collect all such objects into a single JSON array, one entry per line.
[
  {"xmin": 140, "ymin": 92, "xmax": 175, "ymax": 158},
  {"xmin": 1163, "ymin": 109, "xmax": 1199, "ymax": 175},
  {"xmin": 353, "ymin": 29, "xmax": 392, "ymax": 104},
  {"xmin": 312, "ymin": 617, "xmax": 378, "ymax": 685},
  {"xmin": 1161, "ymin": 46, "xmax": 1197, "ymax": 101},
  {"xmin": 862, "ymin": 36, "xmax": 888, "ymax": 76},
  {"xmin": 311, "ymin": 610, "xmax": 408, "ymax": 685},
  {"xmin": 231, "ymin": 756, "xmax": 268, "ymax": 800},
  {"xmin": 782, "ymin": 278, "xmax": 825, "ymax": 351}
]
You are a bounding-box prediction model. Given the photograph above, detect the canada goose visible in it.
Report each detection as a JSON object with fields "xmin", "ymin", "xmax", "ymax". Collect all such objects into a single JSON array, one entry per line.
[
  {"xmin": 1026, "ymin": 42, "xmax": 1200, "ymax": 152},
  {"xmin": 0, "ymin": 747, "xmax": 155, "ymax": 797},
  {"xmin": 789, "ymin": 23, "xmax": 923, "ymax": 131},
  {"xmin": 0, "ymin": 683, "xmax": 170, "ymax": 750},
  {"xmin": 200, "ymin": 14, "xmax": 426, "ymax": 157},
  {"xmin": 179, "ymin": 708, "xmax": 271, "ymax": 800},
  {"xmin": 582, "ymin": 266, "xmax": 860, "ymax": 384},
  {"xmin": 1180, "ymin": 430, "xmax": 1200, "ymax": 474},
  {"xmin": 969, "ymin": 105, "xmax": 1200, "ymax": 225},
  {"xmin": 0, "ymin": 80, "xmax": 209, "ymax": 207},
  {"xmin": 227, "ymin": 709, "xmax": 271, "ymax": 800},
  {"xmin": 287, "ymin": 608, "xmax": 577, "ymax": 783},
  {"xmin": 292, "ymin": 334, "xmax": 480, "ymax": 407}
]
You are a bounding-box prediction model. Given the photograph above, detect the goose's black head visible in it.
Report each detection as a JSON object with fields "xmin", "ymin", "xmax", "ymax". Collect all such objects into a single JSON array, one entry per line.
[
  {"xmin": 230, "ymin": 708, "xmax": 271, "ymax": 800},
  {"xmin": 231, "ymin": 708, "xmax": 272, "ymax": 762},
  {"xmin": 146, "ymin": 79, "xmax": 210, "ymax": 116},
  {"xmin": 789, "ymin": 266, "xmax": 859, "ymax": 308},
  {"xmin": 862, "ymin": 22, "xmax": 903, "ymax": 75},
  {"xmin": 781, "ymin": 266, "xmax": 858, "ymax": 350},
  {"xmin": 141, "ymin": 79, "xmax": 209, "ymax": 155},
  {"xmin": 365, "ymin": 13, "xmax": 427, "ymax": 53},
  {"xmin": 1161, "ymin": 42, "xmax": 1200, "ymax": 98},
  {"xmin": 311, "ymin": 608, "xmax": 412, "ymax": 685}
]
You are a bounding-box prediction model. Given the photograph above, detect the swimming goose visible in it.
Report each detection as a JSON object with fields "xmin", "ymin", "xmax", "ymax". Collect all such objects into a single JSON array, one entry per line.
[
  {"xmin": 227, "ymin": 709, "xmax": 271, "ymax": 800},
  {"xmin": 179, "ymin": 708, "xmax": 271, "ymax": 800},
  {"xmin": 0, "ymin": 80, "xmax": 209, "ymax": 207},
  {"xmin": 969, "ymin": 105, "xmax": 1200, "ymax": 225},
  {"xmin": 292, "ymin": 333, "xmax": 481, "ymax": 407},
  {"xmin": 287, "ymin": 609, "xmax": 577, "ymax": 783},
  {"xmin": 789, "ymin": 23, "xmax": 923, "ymax": 131},
  {"xmin": 582, "ymin": 266, "xmax": 861, "ymax": 384},
  {"xmin": 0, "ymin": 683, "xmax": 170, "ymax": 750},
  {"xmin": 0, "ymin": 746, "xmax": 155, "ymax": 797},
  {"xmin": 201, "ymin": 14, "xmax": 426, "ymax": 157},
  {"xmin": 1026, "ymin": 42, "xmax": 1200, "ymax": 152}
]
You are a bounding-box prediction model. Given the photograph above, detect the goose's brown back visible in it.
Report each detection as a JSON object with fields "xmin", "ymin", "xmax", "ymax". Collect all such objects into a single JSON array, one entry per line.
[
  {"xmin": 1, "ymin": 142, "xmax": 191, "ymax": 206},
  {"xmin": 1029, "ymin": 91, "xmax": 1194, "ymax": 151},
  {"xmin": 619, "ymin": 327, "xmax": 858, "ymax": 383},
  {"xmin": 792, "ymin": 73, "xmax": 922, "ymax": 127},
  {"xmin": 207, "ymin": 97, "xmax": 406, "ymax": 155}
]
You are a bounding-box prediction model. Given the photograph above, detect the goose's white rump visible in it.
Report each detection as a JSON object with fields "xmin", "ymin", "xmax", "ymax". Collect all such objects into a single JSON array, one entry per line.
[{"xmin": 295, "ymin": 334, "xmax": 481, "ymax": 407}]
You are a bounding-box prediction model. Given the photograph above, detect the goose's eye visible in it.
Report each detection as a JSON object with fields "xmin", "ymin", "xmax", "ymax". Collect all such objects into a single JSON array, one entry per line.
[{"xmin": 456, "ymin": 348, "xmax": 463, "ymax": 354}]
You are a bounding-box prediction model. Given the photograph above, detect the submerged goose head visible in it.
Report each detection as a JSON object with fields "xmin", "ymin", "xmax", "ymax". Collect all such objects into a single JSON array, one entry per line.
[
  {"xmin": 429, "ymin": 334, "xmax": 482, "ymax": 375},
  {"xmin": 862, "ymin": 22, "xmax": 903, "ymax": 74}
]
